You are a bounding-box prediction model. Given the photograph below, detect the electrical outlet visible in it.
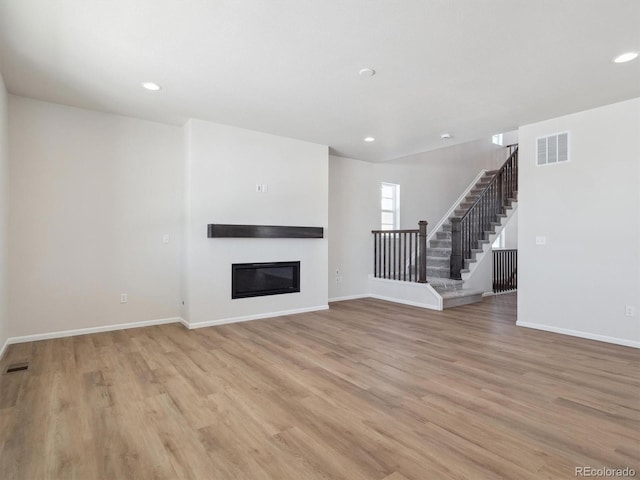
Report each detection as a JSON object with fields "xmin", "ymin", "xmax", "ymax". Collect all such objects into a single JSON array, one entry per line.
[
  {"xmin": 336, "ymin": 275, "xmax": 343, "ymax": 284},
  {"xmin": 535, "ymin": 236, "xmax": 547, "ymax": 246},
  {"xmin": 120, "ymin": 293, "xmax": 128, "ymax": 304},
  {"xmin": 163, "ymin": 234, "xmax": 170, "ymax": 244},
  {"xmin": 625, "ymin": 305, "xmax": 636, "ymax": 317}
]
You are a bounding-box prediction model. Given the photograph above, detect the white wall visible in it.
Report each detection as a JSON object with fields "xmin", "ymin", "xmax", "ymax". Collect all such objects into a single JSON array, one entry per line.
[
  {"xmin": 0, "ymin": 73, "xmax": 8, "ymax": 352},
  {"xmin": 503, "ymin": 208, "xmax": 518, "ymax": 249},
  {"xmin": 461, "ymin": 250, "xmax": 493, "ymax": 295},
  {"xmin": 501, "ymin": 130, "xmax": 519, "ymax": 147},
  {"xmin": 183, "ymin": 119, "xmax": 328, "ymax": 325},
  {"xmin": 329, "ymin": 138, "xmax": 507, "ymax": 300},
  {"xmin": 8, "ymin": 97, "xmax": 183, "ymax": 337},
  {"xmin": 376, "ymin": 138, "xmax": 505, "ymax": 230},
  {"xmin": 180, "ymin": 124, "xmax": 191, "ymax": 322},
  {"xmin": 328, "ymin": 155, "xmax": 377, "ymax": 300},
  {"xmin": 518, "ymin": 98, "xmax": 640, "ymax": 346}
]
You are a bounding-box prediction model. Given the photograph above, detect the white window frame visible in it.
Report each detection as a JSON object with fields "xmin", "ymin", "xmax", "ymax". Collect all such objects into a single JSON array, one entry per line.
[
  {"xmin": 492, "ymin": 133, "xmax": 504, "ymax": 146},
  {"xmin": 381, "ymin": 182, "xmax": 400, "ymax": 230},
  {"xmin": 492, "ymin": 229, "xmax": 505, "ymax": 249}
]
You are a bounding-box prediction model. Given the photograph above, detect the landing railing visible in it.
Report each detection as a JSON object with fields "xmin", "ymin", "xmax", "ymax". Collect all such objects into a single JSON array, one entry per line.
[
  {"xmin": 372, "ymin": 221, "xmax": 428, "ymax": 283},
  {"xmin": 493, "ymin": 249, "xmax": 517, "ymax": 293},
  {"xmin": 450, "ymin": 146, "xmax": 518, "ymax": 280}
]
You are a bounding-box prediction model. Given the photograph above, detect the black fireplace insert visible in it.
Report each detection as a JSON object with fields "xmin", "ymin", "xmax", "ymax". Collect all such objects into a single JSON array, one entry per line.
[{"xmin": 232, "ymin": 261, "xmax": 300, "ymax": 299}]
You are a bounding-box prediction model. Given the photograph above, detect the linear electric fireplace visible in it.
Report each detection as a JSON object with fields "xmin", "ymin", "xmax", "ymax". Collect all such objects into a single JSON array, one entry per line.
[{"xmin": 232, "ymin": 261, "xmax": 300, "ymax": 299}]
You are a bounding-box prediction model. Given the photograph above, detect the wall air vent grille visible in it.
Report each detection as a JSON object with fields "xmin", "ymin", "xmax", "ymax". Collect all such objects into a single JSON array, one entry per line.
[{"xmin": 536, "ymin": 132, "xmax": 569, "ymax": 166}]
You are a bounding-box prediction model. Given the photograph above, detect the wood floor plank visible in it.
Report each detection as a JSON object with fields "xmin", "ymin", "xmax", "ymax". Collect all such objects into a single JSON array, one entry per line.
[{"xmin": 0, "ymin": 293, "xmax": 638, "ymax": 479}]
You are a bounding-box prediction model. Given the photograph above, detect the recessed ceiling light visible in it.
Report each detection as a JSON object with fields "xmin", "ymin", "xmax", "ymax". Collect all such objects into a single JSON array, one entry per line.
[
  {"xmin": 440, "ymin": 133, "xmax": 451, "ymax": 140},
  {"xmin": 613, "ymin": 52, "xmax": 638, "ymax": 63},
  {"xmin": 364, "ymin": 137, "xmax": 376, "ymax": 142},
  {"xmin": 141, "ymin": 82, "xmax": 162, "ymax": 91},
  {"xmin": 359, "ymin": 68, "xmax": 376, "ymax": 78}
]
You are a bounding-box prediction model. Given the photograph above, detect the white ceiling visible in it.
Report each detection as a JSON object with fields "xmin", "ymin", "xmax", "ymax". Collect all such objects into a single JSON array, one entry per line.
[{"xmin": 1, "ymin": 0, "xmax": 639, "ymax": 162}]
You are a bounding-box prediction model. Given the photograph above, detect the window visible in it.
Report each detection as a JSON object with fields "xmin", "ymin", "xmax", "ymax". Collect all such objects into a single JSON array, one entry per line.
[
  {"xmin": 381, "ymin": 182, "xmax": 400, "ymax": 230},
  {"xmin": 492, "ymin": 133, "xmax": 504, "ymax": 146},
  {"xmin": 492, "ymin": 229, "xmax": 505, "ymax": 249}
]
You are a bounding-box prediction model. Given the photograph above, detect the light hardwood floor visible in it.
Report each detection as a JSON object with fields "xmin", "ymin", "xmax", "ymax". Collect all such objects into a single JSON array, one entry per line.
[{"xmin": 0, "ymin": 294, "xmax": 638, "ymax": 479}]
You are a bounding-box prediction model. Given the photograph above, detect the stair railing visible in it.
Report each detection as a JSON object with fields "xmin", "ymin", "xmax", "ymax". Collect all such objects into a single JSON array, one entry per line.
[
  {"xmin": 493, "ymin": 249, "xmax": 517, "ymax": 293},
  {"xmin": 372, "ymin": 220, "xmax": 428, "ymax": 283},
  {"xmin": 450, "ymin": 146, "xmax": 518, "ymax": 280}
]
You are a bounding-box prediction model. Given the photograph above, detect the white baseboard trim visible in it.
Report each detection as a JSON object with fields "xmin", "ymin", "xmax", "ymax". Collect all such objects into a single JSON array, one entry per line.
[
  {"xmin": 1, "ymin": 305, "xmax": 334, "ymax": 352},
  {"xmin": 485, "ymin": 289, "xmax": 517, "ymax": 297},
  {"xmin": 368, "ymin": 294, "xmax": 440, "ymax": 311},
  {"xmin": 3, "ymin": 317, "xmax": 182, "ymax": 350},
  {"xmin": 184, "ymin": 305, "xmax": 330, "ymax": 330},
  {"xmin": 328, "ymin": 294, "xmax": 369, "ymax": 303},
  {"xmin": 516, "ymin": 321, "xmax": 640, "ymax": 349}
]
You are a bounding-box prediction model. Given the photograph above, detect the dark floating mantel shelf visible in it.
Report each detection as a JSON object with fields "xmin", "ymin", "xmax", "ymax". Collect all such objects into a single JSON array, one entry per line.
[{"xmin": 207, "ymin": 224, "xmax": 324, "ymax": 239}]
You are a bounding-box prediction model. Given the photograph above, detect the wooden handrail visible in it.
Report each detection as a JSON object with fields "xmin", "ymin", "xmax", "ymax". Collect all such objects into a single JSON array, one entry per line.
[
  {"xmin": 457, "ymin": 146, "xmax": 518, "ymax": 222},
  {"xmin": 371, "ymin": 229, "xmax": 418, "ymax": 234}
]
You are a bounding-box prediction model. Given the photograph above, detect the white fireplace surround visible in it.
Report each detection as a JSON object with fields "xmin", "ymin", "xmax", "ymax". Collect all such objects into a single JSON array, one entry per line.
[{"xmin": 181, "ymin": 119, "xmax": 329, "ymax": 327}]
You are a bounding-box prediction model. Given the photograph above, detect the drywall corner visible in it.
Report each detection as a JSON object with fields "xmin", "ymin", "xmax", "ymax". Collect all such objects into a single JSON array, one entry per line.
[{"xmin": 0, "ymin": 72, "xmax": 9, "ymax": 355}]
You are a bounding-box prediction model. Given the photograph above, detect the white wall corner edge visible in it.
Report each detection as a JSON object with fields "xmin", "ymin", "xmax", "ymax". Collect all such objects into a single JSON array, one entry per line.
[
  {"xmin": 516, "ymin": 320, "xmax": 640, "ymax": 349},
  {"xmin": 0, "ymin": 338, "xmax": 9, "ymax": 362}
]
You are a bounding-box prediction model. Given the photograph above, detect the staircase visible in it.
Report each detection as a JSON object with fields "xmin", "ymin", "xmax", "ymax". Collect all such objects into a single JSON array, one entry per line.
[
  {"xmin": 370, "ymin": 145, "xmax": 518, "ymax": 310},
  {"xmin": 426, "ymin": 166, "xmax": 517, "ymax": 308},
  {"xmin": 426, "ymin": 169, "xmax": 500, "ymax": 279}
]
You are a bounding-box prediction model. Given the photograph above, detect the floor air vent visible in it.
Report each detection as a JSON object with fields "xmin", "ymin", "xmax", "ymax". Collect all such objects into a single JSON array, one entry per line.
[{"xmin": 4, "ymin": 362, "xmax": 29, "ymax": 374}]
